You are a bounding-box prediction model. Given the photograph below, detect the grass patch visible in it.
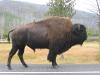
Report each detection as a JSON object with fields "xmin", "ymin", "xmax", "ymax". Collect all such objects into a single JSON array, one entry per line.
[
  {"xmin": 96, "ymin": 56, "xmax": 100, "ymax": 62},
  {"xmin": 0, "ymin": 41, "xmax": 100, "ymax": 64}
]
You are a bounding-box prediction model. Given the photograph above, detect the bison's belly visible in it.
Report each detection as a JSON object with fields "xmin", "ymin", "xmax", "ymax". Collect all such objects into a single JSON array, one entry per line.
[
  {"xmin": 27, "ymin": 37, "xmax": 49, "ymax": 49},
  {"xmin": 27, "ymin": 26, "xmax": 49, "ymax": 49}
]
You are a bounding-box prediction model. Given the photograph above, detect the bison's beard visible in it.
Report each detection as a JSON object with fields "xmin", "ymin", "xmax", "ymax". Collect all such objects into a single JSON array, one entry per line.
[
  {"xmin": 52, "ymin": 32, "xmax": 72, "ymax": 54},
  {"xmin": 54, "ymin": 31, "xmax": 86, "ymax": 55}
]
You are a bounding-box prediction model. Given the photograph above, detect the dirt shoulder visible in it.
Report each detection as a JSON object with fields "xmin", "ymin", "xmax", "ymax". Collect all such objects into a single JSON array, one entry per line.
[{"xmin": 0, "ymin": 41, "xmax": 100, "ymax": 64}]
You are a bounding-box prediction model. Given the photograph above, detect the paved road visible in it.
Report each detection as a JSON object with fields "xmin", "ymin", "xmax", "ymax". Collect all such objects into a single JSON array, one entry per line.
[{"xmin": 0, "ymin": 64, "xmax": 100, "ymax": 75}]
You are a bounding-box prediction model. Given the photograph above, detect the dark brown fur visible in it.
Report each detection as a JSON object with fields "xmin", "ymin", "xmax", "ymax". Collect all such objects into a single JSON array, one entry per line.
[{"xmin": 7, "ymin": 16, "xmax": 87, "ymax": 69}]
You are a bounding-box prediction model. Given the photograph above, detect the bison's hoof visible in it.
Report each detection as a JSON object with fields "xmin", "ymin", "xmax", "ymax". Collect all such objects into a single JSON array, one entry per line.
[
  {"xmin": 23, "ymin": 64, "xmax": 28, "ymax": 68},
  {"xmin": 52, "ymin": 65, "xmax": 59, "ymax": 69},
  {"xmin": 7, "ymin": 65, "xmax": 12, "ymax": 70}
]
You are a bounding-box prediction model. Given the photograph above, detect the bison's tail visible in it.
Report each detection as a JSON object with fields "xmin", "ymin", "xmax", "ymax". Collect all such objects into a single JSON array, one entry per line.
[{"xmin": 8, "ymin": 29, "xmax": 15, "ymax": 43}]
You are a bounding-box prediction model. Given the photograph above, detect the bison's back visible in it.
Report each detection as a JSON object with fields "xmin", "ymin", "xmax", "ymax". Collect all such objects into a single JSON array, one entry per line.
[
  {"xmin": 10, "ymin": 16, "xmax": 72, "ymax": 49},
  {"xmin": 11, "ymin": 23, "xmax": 49, "ymax": 48},
  {"xmin": 35, "ymin": 16, "xmax": 72, "ymax": 32}
]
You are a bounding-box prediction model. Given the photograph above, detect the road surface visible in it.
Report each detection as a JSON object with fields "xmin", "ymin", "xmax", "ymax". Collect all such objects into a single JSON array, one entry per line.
[{"xmin": 0, "ymin": 64, "xmax": 100, "ymax": 75}]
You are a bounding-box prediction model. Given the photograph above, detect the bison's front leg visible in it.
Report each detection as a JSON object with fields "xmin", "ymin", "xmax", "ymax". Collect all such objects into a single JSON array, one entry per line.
[{"xmin": 47, "ymin": 50, "xmax": 58, "ymax": 68}]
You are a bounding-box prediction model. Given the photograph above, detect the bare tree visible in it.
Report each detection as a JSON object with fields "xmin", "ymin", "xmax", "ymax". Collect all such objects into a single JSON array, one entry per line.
[
  {"xmin": 87, "ymin": 0, "xmax": 100, "ymax": 33},
  {"xmin": 96, "ymin": 0, "xmax": 100, "ymax": 16},
  {"xmin": 96, "ymin": 0, "xmax": 100, "ymax": 25},
  {"xmin": 94, "ymin": 0, "xmax": 100, "ymax": 41}
]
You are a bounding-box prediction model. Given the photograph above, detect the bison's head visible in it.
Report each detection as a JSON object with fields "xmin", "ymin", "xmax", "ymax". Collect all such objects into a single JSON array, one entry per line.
[{"xmin": 72, "ymin": 24, "xmax": 87, "ymax": 45}]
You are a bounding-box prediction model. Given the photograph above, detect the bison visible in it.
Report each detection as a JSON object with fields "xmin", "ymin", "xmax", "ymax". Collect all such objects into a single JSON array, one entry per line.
[{"xmin": 7, "ymin": 16, "xmax": 87, "ymax": 69}]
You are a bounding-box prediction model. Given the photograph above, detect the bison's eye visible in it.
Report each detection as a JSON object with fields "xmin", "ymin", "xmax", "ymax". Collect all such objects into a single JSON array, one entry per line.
[
  {"xmin": 80, "ymin": 27, "xmax": 86, "ymax": 32},
  {"xmin": 80, "ymin": 29, "xmax": 84, "ymax": 32}
]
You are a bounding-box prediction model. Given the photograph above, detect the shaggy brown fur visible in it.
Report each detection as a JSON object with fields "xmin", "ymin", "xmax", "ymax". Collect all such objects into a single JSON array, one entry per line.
[{"xmin": 7, "ymin": 16, "xmax": 87, "ymax": 70}]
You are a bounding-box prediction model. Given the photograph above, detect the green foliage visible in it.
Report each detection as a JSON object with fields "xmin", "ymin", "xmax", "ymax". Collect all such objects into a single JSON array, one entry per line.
[
  {"xmin": 96, "ymin": 56, "xmax": 100, "ymax": 62},
  {"xmin": 87, "ymin": 29, "xmax": 97, "ymax": 36},
  {"xmin": 3, "ymin": 32, "xmax": 8, "ymax": 39},
  {"xmin": 47, "ymin": 0, "xmax": 76, "ymax": 17},
  {"xmin": 97, "ymin": 16, "xmax": 100, "ymax": 41},
  {"xmin": 87, "ymin": 30, "xmax": 94, "ymax": 36},
  {"xmin": 0, "ymin": 11, "xmax": 21, "ymax": 39}
]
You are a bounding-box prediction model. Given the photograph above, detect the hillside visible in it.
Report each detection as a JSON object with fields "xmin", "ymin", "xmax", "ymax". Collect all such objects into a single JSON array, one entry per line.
[{"xmin": 0, "ymin": 0, "xmax": 99, "ymax": 31}]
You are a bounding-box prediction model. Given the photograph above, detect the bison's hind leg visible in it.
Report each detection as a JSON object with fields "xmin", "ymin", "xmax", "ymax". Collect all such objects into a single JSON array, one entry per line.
[
  {"xmin": 7, "ymin": 46, "xmax": 18, "ymax": 70},
  {"xmin": 18, "ymin": 46, "xmax": 28, "ymax": 68}
]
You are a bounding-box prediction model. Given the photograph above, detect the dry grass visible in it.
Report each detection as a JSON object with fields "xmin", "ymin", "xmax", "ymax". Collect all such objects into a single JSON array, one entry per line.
[{"xmin": 0, "ymin": 41, "xmax": 100, "ymax": 64}]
